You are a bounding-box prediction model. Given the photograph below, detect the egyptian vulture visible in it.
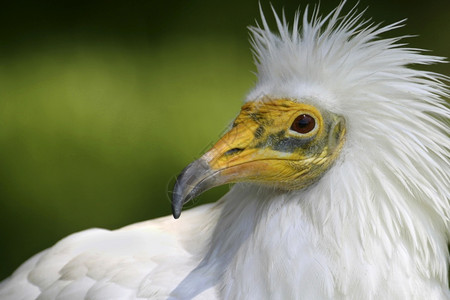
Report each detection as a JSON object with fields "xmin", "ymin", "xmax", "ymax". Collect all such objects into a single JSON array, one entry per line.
[{"xmin": 1, "ymin": 3, "xmax": 449, "ymax": 299}]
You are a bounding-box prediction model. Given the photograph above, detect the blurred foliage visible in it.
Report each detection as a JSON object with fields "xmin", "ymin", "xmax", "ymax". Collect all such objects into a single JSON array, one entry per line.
[{"xmin": 0, "ymin": 0, "xmax": 449, "ymax": 280}]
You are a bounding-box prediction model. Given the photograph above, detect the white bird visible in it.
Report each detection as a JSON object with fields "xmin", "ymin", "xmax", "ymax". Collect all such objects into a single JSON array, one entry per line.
[{"xmin": 1, "ymin": 3, "xmax": 449, "ymax": 299}]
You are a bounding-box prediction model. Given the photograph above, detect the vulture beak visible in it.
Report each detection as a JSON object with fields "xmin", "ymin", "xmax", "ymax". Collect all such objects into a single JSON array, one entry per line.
[{"xmin": 171, "ymin": 99, "xmax": 346, "ymax": 218}]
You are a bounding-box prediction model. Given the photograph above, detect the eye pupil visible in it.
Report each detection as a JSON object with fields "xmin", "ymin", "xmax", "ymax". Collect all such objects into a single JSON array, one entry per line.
[{"xmin": 290, "ymin": 114, "xmax": 315, "ymax": 134}]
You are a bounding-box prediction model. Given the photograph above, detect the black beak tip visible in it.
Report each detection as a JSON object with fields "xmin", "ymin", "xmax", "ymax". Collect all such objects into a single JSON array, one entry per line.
[
  {"xmin": 172, "ymin": 204, "xmax": 181, "ymax": 219},
  {"xmin": 171, "ymin": 189, "xmax": 183, "ymax": 219},
  {"xmin": 170, "ymin": 158, "xmax": 216, "ymax": 220}
]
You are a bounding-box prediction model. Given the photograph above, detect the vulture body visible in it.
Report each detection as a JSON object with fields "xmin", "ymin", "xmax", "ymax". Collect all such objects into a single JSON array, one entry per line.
[{"xmin": 1, "ymin": 4, "xmax": 449, "ymax": 299}]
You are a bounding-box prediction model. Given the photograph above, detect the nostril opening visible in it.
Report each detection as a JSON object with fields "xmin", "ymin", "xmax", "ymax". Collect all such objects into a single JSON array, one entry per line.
[{"xmin": 224, "ymin": 148, "xmax": 244, "ymax": 156}]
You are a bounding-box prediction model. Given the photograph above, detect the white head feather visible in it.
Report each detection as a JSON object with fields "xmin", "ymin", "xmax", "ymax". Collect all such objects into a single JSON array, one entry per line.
[{"xmin": 243, "ymin": 1, "xmax": 449, "ymax": 288}]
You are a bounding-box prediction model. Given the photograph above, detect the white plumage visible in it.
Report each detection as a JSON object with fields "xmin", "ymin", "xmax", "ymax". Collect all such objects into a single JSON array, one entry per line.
[{"xmin": 1, "ymin": 3, "xmax": 449, "ymax": 299}]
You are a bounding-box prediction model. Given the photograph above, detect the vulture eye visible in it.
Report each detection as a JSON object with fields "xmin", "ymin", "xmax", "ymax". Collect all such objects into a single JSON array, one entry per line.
[{"xmin": 290, "ymin": 114, "xmax": 316, "ymax": 134}]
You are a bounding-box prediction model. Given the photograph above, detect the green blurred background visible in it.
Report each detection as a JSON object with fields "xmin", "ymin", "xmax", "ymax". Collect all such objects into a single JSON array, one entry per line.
[{"xmin": 0, "ymin": 0, "xmax": 449, "ymax": 280}]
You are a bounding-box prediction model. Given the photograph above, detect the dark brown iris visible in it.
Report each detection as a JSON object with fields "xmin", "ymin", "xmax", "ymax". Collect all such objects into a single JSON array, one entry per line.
[{"xmin": 290, "ymin": 114, "xmax": 315, "ymax": 134}]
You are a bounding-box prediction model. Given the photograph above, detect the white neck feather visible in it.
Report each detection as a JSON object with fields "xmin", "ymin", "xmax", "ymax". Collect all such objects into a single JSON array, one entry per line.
[{"xmin": 201, "ymin": 156, "xmax": 449, "ymax": 299}]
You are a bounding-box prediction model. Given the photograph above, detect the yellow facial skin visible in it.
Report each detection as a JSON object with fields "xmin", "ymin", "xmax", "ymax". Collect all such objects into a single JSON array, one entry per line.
[
  {"xmin": 172, "ymin": 98, "xmax": 346, "ymax": 218},
  {"xmin": 204, "ymin": 99, "xmax": 346, "ymax": 190}
]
